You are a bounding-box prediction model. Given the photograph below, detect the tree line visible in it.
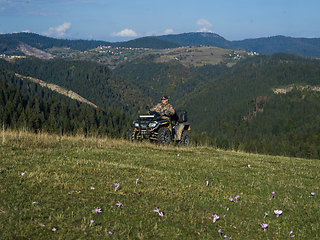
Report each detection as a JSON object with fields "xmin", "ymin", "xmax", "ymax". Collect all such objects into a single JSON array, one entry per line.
[{"xmin": 0, "ymin": 69, "xmax": 132, "ymax": 137}]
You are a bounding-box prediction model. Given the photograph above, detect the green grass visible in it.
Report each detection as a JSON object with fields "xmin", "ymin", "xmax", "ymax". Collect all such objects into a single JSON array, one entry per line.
[{"xmin": 0, "ymin": 129, "xmax": 319, "ymax": 239}]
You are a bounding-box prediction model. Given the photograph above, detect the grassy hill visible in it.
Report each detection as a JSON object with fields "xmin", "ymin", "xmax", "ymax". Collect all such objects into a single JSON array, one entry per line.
[{"xmin": 1, "ymin": 129, "xmax": 319, "ymax": 239}]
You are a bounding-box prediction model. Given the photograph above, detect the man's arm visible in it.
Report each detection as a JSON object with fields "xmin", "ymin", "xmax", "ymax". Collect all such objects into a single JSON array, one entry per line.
[
  {"xmin": 165, "ymin": 104, "xmax": 175, "ymax": 116},
  {"xmin": 150, "ymin": 103, "xmax": 161, "ymax": 113}
]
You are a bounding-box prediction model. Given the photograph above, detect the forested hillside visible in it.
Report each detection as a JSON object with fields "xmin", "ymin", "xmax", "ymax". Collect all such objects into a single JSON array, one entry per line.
[
  {"xmin": 113, "ymin": 54, "xmax": 230, "ymax": 104},
  {"xmin": 2, "ymin": 57, "xmax": 153, "ymax": 113},
  {"xmin": 0, "ymin": 66, "xmax": 132, "ymax": 137},
  {"xmin": 179, "ymin": 53, "xmax": 320, "ymax": 159}
]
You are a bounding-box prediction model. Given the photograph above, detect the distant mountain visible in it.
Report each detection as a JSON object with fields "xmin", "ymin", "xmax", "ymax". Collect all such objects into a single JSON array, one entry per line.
[
  {"xmin": 114, "ymin": 36, "xmax": 181, "ymax": 49},
  {"xmin": 157, "ymin": 32, "xmax": 320, "ymax": 58},
  {"xmin": 1, "ymin": 32, "xmax": 113, "ymax": 52},
  {"xmin": 2, "ymin": 32, "xmax": 320, "ymax": 58},
  {"xmin": 0, "ymin": 32, "xmax": 181, "ymax": 55}
]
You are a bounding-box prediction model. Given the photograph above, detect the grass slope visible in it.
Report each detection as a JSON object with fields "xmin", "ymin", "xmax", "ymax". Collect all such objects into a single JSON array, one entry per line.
[{"xmin": 0, "ymin": 130, "xmax": 319, "ymax": 239}]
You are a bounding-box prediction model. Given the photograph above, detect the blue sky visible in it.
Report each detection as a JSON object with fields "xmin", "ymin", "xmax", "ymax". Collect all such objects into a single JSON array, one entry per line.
[{"xmin": 1, "ymin": 0, "xmax": 319, "ymax": 42}]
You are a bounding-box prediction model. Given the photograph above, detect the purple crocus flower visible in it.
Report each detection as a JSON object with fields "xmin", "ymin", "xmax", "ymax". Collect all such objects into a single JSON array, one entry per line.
[
  {"xmin": 235, "ymin": 195, "xmax": 240, "ymax": 201},
  {"xmin": 261, "ymin": 223, "xmax": 268, "ymax": 231},
  {"xmin": 310, "ymin": 192, "xmax": 315, "ymax": 197},
  {"xmin": 116, "ymin": 201, "xmax": 123, "ymax": 207},
  {"xmin": 32, "ymin": 201, "xmax": 39, "ymax": 205},
  {"xmin": 52, "ymin": 228, "xmax": 57, "ymax": 231},
  {"xmin": 230, "ymin": 198, "xmax": 234, "ymax": 202},
  {"xmin": 212, "ymin": 214, "xmax": 220, "ymax": 223},
  {"xmin": 90, "ymin": 220, "xmax": 94, "ymax": 225},
  {"xmin": 92, "ymin": 207, "xmax": 102, "ymax": 213},
  {"xmin": 274, "ymin": 210, "xmax": 283, "ymax": 217},
  {"xmin": 264, "ymin": 212, "xmax": 268, "ymax": 218},
  {"xmin": 206, "ymin": 181, "xmax": 209, "ymax": 186},
  {"xmin": 20, "ymin": 172, "xmax": 25, "ymax": 176},
  {"xmin": 108, "ymin": 231, "xmax": 113, "ymax": 235},
  {"xmin": 154, "ymin": 208, "xmax": 160, "ymax": 213},
  {"xmin": 218, "ymin": 229, "xmax": 223, "ymax": 234},
  {"xmin": 91, "ymin": 187, "xmax": 95, "ymax": 190},
  {"xmin": 248, "ymin": 165, "xmax": 251, "ymax": 168},
  {"xmin": 159, "ymin": 212, "xmax": 164, "ymax": 217},
  {"xmin": 272, "ymin": 191, "xmax": 275, "ymax": 195},
  {"xmin": 136, "ymin": 179, "xmax": 139, "ymax": 184},
  {"xmin": 114, "ymin": 183, "xmax": 119, "ymax": 191}
]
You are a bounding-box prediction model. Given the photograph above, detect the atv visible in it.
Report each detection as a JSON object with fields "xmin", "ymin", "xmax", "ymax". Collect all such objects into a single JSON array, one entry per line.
[{"xmin": 128, "ymin": 110, "xmax": 191, "ymax": 146}]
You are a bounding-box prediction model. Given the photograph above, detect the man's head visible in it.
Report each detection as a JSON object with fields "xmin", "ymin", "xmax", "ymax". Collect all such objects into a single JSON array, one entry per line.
[{"xmin": 161, "ymin": 96, "xmax": 169, "ymax": 105}]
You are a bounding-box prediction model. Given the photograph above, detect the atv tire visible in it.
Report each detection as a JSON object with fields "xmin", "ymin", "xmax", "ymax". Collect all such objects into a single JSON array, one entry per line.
[
  {"xmin": 157, "ymin": 127, "xmax": 171, "ymax": 146},
  {"xmin": 179, "ymin": 130, "xmax": 190, "ymax": 147},
  {"xmin": 128, "ymin": 128, "xmax": 138, "ymax": 142}
]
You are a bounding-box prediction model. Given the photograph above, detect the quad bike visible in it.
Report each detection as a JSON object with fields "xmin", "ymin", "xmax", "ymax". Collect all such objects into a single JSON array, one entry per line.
[{"xmin": 128, "ymin": 110, "xmax": 191, "ymax": 146}]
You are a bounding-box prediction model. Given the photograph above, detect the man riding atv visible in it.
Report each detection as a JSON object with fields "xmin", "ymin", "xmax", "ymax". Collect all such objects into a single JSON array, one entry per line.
[{"xmin": 128, "ymin": 96, "xmax": 191, "ymax": 146}]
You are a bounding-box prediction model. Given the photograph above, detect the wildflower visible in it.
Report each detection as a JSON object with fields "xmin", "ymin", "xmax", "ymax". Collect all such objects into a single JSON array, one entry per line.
[
  {"xmin": 271, "ymin": 191, "xmax": 275, "ymax": 195},
  {"xmin": 92, "ymin": 207, "xmax": 102, "ymax": 213},
  {"xmin": 108, "ymin": 231, "xmax": 113, "ymax": 235},
  {"xmin": 218, "ymin": 229, "xmax": 223, "ymax": 234},
  {"xmin": 310, "ymin": 192, "xmax": 315, "ymax": 197},
  {"xmin": 136, "ymin": 179, "xmax": 139, "ymax": 184},
  {"xmin": 248, "ymin": 165, "xmax": 250, "ymax": 168},
  {"xmin": 177, "ymin": 154, "xmax": 180, "ymax": 157},
  {"xmin": 20, "ymin": 172, "xmax": 25, "ymax": 176},
  {"xmin": 206, "ymin": 181, "xmax": 209, "ymax": 186},
  {"xmin": 68, "ymin": 190, "xmax": 75, "ymax": 194},
  {"xmin": 52, "ymin": 228, "xmax": 57, "ymax": 231},
  {"xmin": 90, "ymin": 220, "xmax": 94, "ymax": 224},
  {"xmin": 274, "ymin": 210, "xmax": 283, "ymax": 217},
  {"xmin": 230, "ymin": 198, "xmax": 234, "ymax": 202},
  {"xmin": 261, "ymin": 223, "xmax": 268, "ymax": 231},
  {"xmin": 114, "ymin": 183, "xmax": 119, "ymax": 191},
  {"xmin": 212, "ymin": 214, "xmax": 220, "ymax": 223},
  {"xmin": 32, "ymin": 202, "xmax": 39, "ymax": 205},
  {"xmin": 264, "ymin": 212, "xmax": 268, "ymax": 218},
  {"xmin": 116, "ymin": 201, "xmax": 123, "ymax": 207},
  {"xmin": 91, "ymin": 187, "xmax": 95, "ymax": 190},
  {"xmin": 159, "ymin": 212, "xmax": 164, "ymax": 217},
  {"xmin": 154, "ymin": 208, "xmax": 160, "ymax": 213},
  {"xmin": 289, "ymin": 230, "xmax": 295, "ymax": 237},
  {"xmin": 235, "ymin": 195, "xmax": 240, "ymax": 201}
]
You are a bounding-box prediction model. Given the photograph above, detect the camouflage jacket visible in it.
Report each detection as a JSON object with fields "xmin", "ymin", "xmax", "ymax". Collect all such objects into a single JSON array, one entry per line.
[{"xmin": 150, "ymin": 102, "xmax": 175, "ymax": 119}]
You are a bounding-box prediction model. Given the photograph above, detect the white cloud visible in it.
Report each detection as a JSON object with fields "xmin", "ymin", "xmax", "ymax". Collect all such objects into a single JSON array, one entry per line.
[
  {"xmin": 164, "ymin": 29, "xmax": 174, "ymax": 35},
  {"xmin": 196, "ymin": 18, "xmax": 214, "ymax": 33},
  {"xmin": 111, "ymin": 28, "xmax": 137, "ymax": 37},
  {"xmin": 43, "ymin": 22, "xmax": 71, "ymax": 38},
  {"xmin": 22, "ymin": 30, "xmax": 31, "ymax": 33}
]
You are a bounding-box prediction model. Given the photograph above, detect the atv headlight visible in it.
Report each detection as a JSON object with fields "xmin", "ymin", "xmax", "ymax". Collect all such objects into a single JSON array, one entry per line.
[
  {"xmin": 148, "ymin": 122, "xmax": 157, "ymax": 128},
  {"xmin": 134, "ymin": 122, "xmax": 139, "ymax": 127}
]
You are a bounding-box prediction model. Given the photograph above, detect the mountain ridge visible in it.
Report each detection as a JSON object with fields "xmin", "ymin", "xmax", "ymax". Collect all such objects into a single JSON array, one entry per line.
[{"xmin": 1, "ymin": 32, "xmax": 320, "ymax": 58}]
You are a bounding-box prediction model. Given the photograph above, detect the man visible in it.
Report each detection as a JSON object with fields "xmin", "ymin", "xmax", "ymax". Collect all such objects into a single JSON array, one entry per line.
[{"xmin": 150, "ymin": 96, "xmax": 175, "ymax": 120}]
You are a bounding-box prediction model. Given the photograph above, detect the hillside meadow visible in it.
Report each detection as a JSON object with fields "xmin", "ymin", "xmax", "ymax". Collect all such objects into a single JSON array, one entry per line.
[{"xmin": 0, "ymin": 129, "xmax": 319, "ymax": 239}]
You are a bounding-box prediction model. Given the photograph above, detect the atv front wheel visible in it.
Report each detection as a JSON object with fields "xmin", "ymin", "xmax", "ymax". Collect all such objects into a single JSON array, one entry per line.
[
  {"xmin": 157, "ymin": 127, "xmax": 171, "ymax": 146},
  {"xmin": 179, "ymin": 131, "xmax": 190, "ymax": 147},
  {"xmin": 128, "ymin": 128, "xmax": 138, "ymax": 142}
]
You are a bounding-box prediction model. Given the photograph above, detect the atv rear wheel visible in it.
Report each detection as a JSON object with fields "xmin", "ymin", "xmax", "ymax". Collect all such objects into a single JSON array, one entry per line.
[
  {"xmin": 179, "ymin": 130, "xmax": 190, "ymax": 147},
  {"xmin": 157, "ymin": 127, "xmax": 171, "ymax": 146}
]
